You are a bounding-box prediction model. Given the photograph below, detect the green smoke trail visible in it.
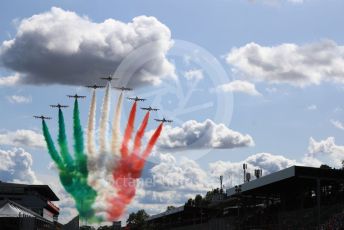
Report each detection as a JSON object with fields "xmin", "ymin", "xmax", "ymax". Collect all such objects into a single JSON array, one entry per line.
[
  {"xmin": 42, "ymin": 120, "xmax": 64, "ymax": 170},
  {"xmin": 41, "ymin": 109, "xmax": 98, "ymax": 221},
  {"xmin": 73, "ymin": 99, "xmax": 88, "ymax": 176},
  {"xmin": 58, "ymin": 108, "xmax": 74, "ymax": 170}
]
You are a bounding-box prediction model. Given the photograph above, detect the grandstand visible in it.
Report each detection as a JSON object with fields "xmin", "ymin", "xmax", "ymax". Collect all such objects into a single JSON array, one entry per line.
[{"xmin": 147, "ymin": 166, "xmax": 344, "ymax": 230}]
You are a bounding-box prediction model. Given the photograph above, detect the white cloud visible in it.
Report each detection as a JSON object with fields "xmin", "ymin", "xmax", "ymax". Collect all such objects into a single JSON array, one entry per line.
[
  {"xmin": 0, "ymin": 147, "xmax": 39, "ymax": 184},
  {"xmin": 227, "ymin": 40, "xmax": 344, "ymax": 87},
  {"xmin": 156, "ymin": 119, "xmax": 254, "ymax": 150},
  {"xmin": 184, "ymin": 69, "xmax": 204, "ymax": 81},
  {"xmin": 331, "ymin": 120, "xmax": 344, "ymax": 130},
  {"xmin": 0, "ymin": 73, "xmax": 20, "ymax": 86},
  {"xmin": 217, "ymin": 80, "xmax": 261, "ymax": 96},
  {"xmin": 307, "ymin": 104, "xmax": 317, "ymax": 110},
  {"xmin": 7, "ymin": 95, "xmax": 32, "ymax": 104},
  {"xmin": 0, "ymin": 7, "xmax": 175, "ymax": 87},
  {"xmin": 209, "ymin": 152, "xmax": 297, "ymax": 186},
  {"xmin": 308, "ymin": 137, "xmax": 344, "ymax": 167},
  {"xmin": 0, "ymin": 129, "xmax": 45, "ymax": 148}
]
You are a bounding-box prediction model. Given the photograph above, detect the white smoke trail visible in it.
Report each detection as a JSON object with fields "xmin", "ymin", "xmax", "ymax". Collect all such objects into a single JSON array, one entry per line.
[
  {"xmin": 93, "ymin": 82, "xmax": 118, "ymax": 218},
  {"xmin": 111, "ymin": 92, "xmax": 123, "ymax": 157},
  {"xmin": 87, "ymin": 89, "xmax": 96, "ymax": 155},
  {"xmin": 99, "ymin": 83, "xmax": 111, "ymax": 153}
]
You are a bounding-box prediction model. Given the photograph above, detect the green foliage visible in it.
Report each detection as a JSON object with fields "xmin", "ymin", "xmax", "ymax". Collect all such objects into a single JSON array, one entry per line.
[
  {"xmin": 320, "ymin": 164, "xmax": 332, "ymax": 169},
  {"xmin": 127, "ymin": 209, "xmax": 149, "ymax": 230},
  {"xmin": 166, "ymin": 206, "xmax": 176, "ymax": 211}
]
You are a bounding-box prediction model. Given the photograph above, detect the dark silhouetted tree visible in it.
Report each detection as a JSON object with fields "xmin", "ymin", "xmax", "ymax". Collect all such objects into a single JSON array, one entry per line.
[{"xmin": 127, "ymin": 209, "xmax": 149, "ymax": 230}]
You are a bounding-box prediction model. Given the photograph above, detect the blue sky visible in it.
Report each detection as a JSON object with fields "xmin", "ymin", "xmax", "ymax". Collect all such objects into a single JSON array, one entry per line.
[{"xmin": 1, "ymin": 0, "xmax": 344, "ymax": 224}]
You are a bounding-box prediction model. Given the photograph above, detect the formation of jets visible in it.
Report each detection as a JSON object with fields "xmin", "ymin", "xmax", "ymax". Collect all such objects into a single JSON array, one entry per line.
[
  {"xmin": 128, "ymin": 96, "xmax": 146, "ymax": 102},
  {"xmin": 50, "ymin": 104, "xmax": 69, "ymax": 109},
  {"xmin": 67, "ymin": 94, "xmax": 86, "ymax": 99},
  {"xmin": 141, "ymin": 106, "xmax": 159, "ymax": 111},
  {"xmin": 33, "ymin": 115, "xmax": 51, "ymax": 120},
  {"xmin": 154, "ymin": 117, "xmax": 173, "ymax": 123},
  {"xmin": 35, "ymin": 76, "xmax": 173, "ymax": 123}
]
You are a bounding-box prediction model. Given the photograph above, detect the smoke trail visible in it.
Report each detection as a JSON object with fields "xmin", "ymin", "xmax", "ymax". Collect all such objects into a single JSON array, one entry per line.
[
  {"xmin": 73, "ymin": 98, "xmax": 88, "ymax": 176},
  {"xmin": 87, "ymin": 89, "xmax": 97, "ymax": 155},
  {"xmin": 132, "ymin": 112, "xmax": 150, "ymax": 156},
  {"xmin": 121, "ymin": 101, "xmax": 137, "ymax": 157},
  {"xmin": 111, "ymin": 92, "xmax": 123, "ymax": 156},
  {"xmin": 108, "ymin": 122, "xmax": 163, "ymax": 220},
  {"xmin": 58, "ymin": 108, "xmax": 74, "ymax": 169},
  {"xmin": 99, "ymin": 83, "xmax": 111, "ymax": 153},
  {"xmin": 42, "ymin": 120, "xmax": 64, "ymax": 170},
  {"xmin": 141, "ymin": 123, "xmax": 163, "ymax": 162},
  {"xmin": 42, "ymin": 119, "xmax": 98, "ymax": 221}
]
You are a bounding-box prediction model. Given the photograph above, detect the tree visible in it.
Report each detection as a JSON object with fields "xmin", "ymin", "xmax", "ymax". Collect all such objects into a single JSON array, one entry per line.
[
  {"xmin": 342, "ymin": 160, "xmax": 344, "ymax": 170},
  {"xmin": 127, "ymin": 209, "xmax": 149, "ymax": 230},
  {"xmin": 166, "ymin": 206, "xmax": 176, "ymax": 211},
  {"xmin": 320, "ymin": 164, "xmax": 332, "ymax": 169},
  {"xmin": 194, "ymin": 194, "xmax": 203, "ymax": 207}
]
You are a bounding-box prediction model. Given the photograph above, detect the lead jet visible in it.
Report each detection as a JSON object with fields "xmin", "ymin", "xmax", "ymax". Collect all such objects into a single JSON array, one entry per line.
[
  {"xmin": 67, "ymin": 94, "xmax": 86, "ymax": 99},
  {"xmin": 100, "ymin": 75, "xmax": 119, "ymax": 82},
  {"xmin": 33, "ymin": 115, "xmax": 52, "ymax": 120},
  {"xmin": 154, "ymin": 117, "xmax": 173, "ymax": 123},
  {"xmin": 128, "ymin": 96, "xmax": 146, "ymax": 102},
  {"xmin": 113, "ymin": 86, "xmax": 132, "ymax": 91},
  {"xmin": 50, "ymin": 104, "xmax": 69, "ymax": 109},
  {"xmin": 141, "ymin": 106, "xmax": 159, "ymax": 112},
  {"xmin": 86, "ymin": 84, "xmax": 105, "ymax": 89}
]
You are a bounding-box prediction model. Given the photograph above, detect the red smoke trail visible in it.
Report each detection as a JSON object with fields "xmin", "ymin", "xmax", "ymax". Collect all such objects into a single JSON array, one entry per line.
[
  {"xmin": 121, "ymin": 102, "xmax": 137, "ymax": 158},
  {"xmin": 135, "ymin": 123, "xmax": 163, "ymax": 174},
  {"xmin": 108, "ymin": 122, "xmax": 163, "ymax": 220},
  {"xmin": 132, "ymin": 112, "xmax": 150, "ymax": 156}
]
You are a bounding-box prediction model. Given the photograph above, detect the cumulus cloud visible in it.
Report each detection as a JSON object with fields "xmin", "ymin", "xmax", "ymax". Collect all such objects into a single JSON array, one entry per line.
[
  {"xmin": 217, "ymin": 80, "xmax": 261, "ymax": 96},
  {"xmin": 156, "ymin": 119, "xmax": 254, "ymax": 150},
  {"xmin": 331, "ymin": 120, "xmax": 344, "ymax": 130},
  {"xmin": 0, "ymin": 73, "xmax": 20, "ymax": 86},
  {"xmin": 308, "ymin": 137, "xmax": 344, "ymax": 167},
  {"xmin": 0, "ymin": 148, "xmax": 39, "ymax": 184},
  {"xmin": 0, "ymin": 7, "xmax": 175, "ymax": 87},
  {"xmin": 227, "ymin": 40, "xmax": 344, "ymax": 87},
  {"xmin": 184, "ymin": 69, "xmax": 204, "ymax": 81},
  {"xmin": 7, "ymin": 95, "xmax": 32, "ymax": 104},
  {"xmin": 0, "ymin": 129, "xmax": 45, "ymax": 148},
  {"xmin": 209, "ymin": 152, "xmax": 298, "ymax": 185}
]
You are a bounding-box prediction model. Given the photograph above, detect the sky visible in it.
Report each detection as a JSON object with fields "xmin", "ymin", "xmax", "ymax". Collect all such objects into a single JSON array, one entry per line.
[{"xmin": 0, "ymin": 0, "xmax": 344, "ymax": 225}]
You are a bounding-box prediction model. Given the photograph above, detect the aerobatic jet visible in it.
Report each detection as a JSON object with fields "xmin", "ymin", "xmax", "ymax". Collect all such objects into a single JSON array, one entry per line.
[
  {"xmin": 67, "ymin": 94, "xmax": 86, "ymax": 99},
  {"xmin": 141, "ymin": 106, "xmax": 159, "ymax": 111},
  {"xmin": 100, "ymin": 75, "xmax": 119, "ymax": 82},
  {"xmin": 86, "ymin": 84, "xmax": 105, "ymax": 89},
  {"xmin": 154, "ymin": 117, "xmax": 173, "ymax": 123},
  {"xmin": 113, "ymin": 86, "xmax": 132, "ymax": 91},
  {"xmin": 50, "ymin": 104, "xmax": 69, "ymax": 109},
  {"xmin": 128, "ymin": 96, "xmax": 146, "ymax": 102},
  {"xmin": 33, "ymin": 115, "xmax": 52, "ymax": 120}
]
